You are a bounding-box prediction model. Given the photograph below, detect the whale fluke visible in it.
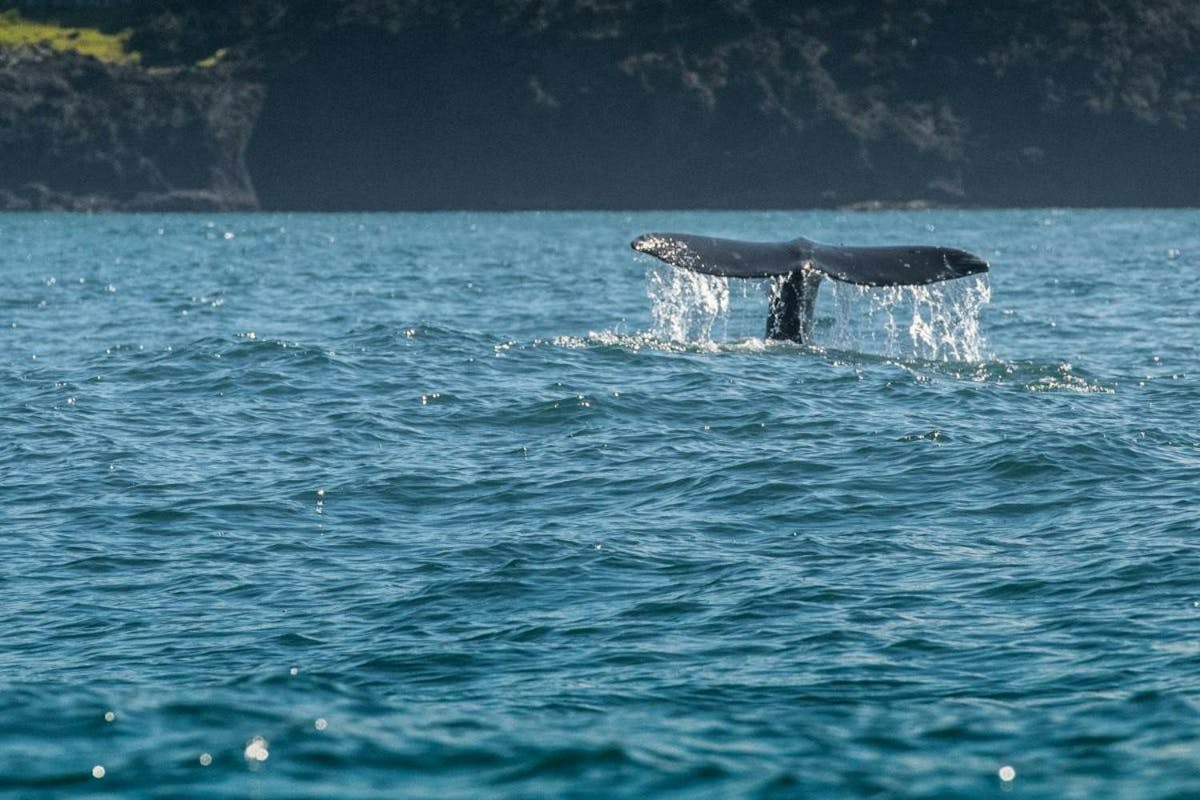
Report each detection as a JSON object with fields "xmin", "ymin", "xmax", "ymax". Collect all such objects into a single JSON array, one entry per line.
[
  {"xmin": 631, "ymin": 232, "xmax": 989, "ymax": 343},
  {"xmin": 630, "ymin": 233, "xmax": 988, "ymax": 286}
]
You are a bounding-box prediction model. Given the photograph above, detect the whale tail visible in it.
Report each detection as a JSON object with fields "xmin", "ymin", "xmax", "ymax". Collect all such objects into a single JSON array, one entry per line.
[
  {"xmin": 631, "ymin": 233, "xmax": 988, "ymax": 286},
  {"xmin": 631, "ymin": 232, "xmax": 989, "ymax": 342}
]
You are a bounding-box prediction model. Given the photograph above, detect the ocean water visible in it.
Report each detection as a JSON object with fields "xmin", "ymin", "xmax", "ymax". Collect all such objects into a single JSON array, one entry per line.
[{"xmin": 2, "ymin": 209, "xmax": 1199, "ymax": 798}]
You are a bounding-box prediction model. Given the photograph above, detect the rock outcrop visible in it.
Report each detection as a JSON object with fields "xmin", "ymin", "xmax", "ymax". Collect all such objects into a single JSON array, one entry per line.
[{"xmin": 0, "ymin": 45, "xmax": 263, "ymax": 210}]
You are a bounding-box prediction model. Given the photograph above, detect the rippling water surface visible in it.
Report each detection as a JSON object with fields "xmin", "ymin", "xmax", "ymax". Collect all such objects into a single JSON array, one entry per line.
[{"xmin": 2, "ymin": 210, "xmax": 1199, "ymax": 798}]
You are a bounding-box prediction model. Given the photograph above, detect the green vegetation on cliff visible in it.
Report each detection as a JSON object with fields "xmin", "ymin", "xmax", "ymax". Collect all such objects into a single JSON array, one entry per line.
[{"xmin": 0, "ymin": 9, "xmax": 138, "ymax": 64}]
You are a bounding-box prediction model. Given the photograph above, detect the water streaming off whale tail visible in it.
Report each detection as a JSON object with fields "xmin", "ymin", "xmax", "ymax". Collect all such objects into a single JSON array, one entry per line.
[
  {"xmin": 646, "ymin": 265, "xmax": 991, "ymax": 362},
  {"xmin": 822, "ymin": 275, "xmax": 991, "ymax": 362},
  {"xmin": 645, "ymin": 264, "xmax": 730, "ymax": 344}
]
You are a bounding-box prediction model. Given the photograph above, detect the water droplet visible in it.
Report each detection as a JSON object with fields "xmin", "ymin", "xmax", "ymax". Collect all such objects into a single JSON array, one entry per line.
[{"xmin": 244, "ymin": 736, "xmax": 269, "ymax": 762}]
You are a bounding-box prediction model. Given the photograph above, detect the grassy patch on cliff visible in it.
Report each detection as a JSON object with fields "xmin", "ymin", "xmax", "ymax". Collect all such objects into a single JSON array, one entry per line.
[{"xmin": 0, "ymin": 9, "xmax": 138, "ymax": 64}]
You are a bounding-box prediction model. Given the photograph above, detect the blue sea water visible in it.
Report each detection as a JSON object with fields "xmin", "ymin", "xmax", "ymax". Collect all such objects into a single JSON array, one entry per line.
[{"xmin": 2, "ymin": 209, "xmax": 1199, "ymax": 798}]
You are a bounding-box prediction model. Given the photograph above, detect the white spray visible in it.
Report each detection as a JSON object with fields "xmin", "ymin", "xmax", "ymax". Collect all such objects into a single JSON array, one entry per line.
[{"xmin": 645, "ymin": 267, "xmax": 991, "ymax": 362}]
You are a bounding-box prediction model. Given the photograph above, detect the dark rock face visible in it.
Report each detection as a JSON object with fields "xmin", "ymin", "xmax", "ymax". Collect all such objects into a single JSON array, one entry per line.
[
  {"xmin": 2, "ymin": 1, "xmax": 1199, "ymax": 210},
  {"xmin": 246, "ymin": 24, "xmax": 958, "ymax": 210},
  {"xmin": 245, "ymin": 1, "xmax": 1200, "ymax": 209},
  {"xmin": 0, "ymin": 47, "xmax": 263, "ymax": 211}
]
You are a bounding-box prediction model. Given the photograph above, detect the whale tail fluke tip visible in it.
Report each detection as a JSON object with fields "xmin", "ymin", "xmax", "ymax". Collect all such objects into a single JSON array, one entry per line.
[{"xmin": 947, "ymin": 249, "xmax": 990, "ymax": 275}]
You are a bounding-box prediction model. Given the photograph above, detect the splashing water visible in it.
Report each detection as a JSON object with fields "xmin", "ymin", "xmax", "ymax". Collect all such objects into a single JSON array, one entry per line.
[
  {"xmin": 824, "ymin": 276, "xmax": 991, "ymax": 362},
  {"xmin": 645, "ymin": 266, "xmax": 991, "ymax": 362},
  {"xmin": 646, "ymin": 266, "xmax": 730, "ymax": 342}
]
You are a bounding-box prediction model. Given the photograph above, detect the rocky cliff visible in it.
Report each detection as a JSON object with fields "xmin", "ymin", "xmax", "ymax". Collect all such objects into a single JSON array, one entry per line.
[
  {"xmin": 0, "ymin": 42, "xmax": 263, "ymax": 210},
  {"xmin": 1, "ymin": 0, "xmax": 1197, "ymax": 210}
]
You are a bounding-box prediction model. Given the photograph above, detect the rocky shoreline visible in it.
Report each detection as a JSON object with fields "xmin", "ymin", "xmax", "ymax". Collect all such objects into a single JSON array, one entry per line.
[{"xmin": 1, "ymin": 1, "xmax": 1197, "ymax": 211}]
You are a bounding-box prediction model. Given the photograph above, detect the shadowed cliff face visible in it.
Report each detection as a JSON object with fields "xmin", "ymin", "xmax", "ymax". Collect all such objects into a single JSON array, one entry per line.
[
  {"xmin": 0, "ymin": 46, "xmax": 264, "ymax": 211},
  {"xmin": 245, "ymin": 23, "xmax": 966, "ymax": 210},
  {"xmin": 245, "ymin": 1, "xmax": 1200, "ymax": 209},
  {"xmin": 2, "ymin": 0, "xmax": 1198, "ymax": 210},
  {"xmin": 247, "ymin": 26, "xmax": 947, "ymax": 210}
]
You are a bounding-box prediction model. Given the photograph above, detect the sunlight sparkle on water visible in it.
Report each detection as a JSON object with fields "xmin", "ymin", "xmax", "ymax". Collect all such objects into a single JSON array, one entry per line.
[{"xmin": 244, "ymin": 736, "xmax": 269, "ymax": 762}]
